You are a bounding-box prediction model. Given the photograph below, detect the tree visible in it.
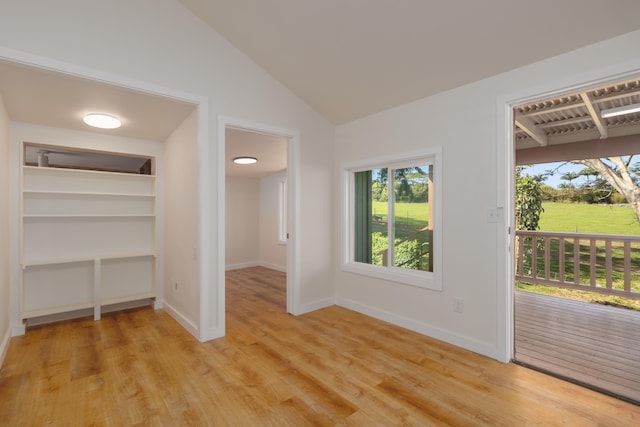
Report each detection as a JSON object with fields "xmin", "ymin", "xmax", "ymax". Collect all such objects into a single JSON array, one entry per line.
[
  {"xmin": 573, "ymin": 156, "xmax": 640, "ymax": 224},
  {"xmin": 560, "ymin": 171, "xmax": 580, "ymax": 188},
  {"xmin": 515, "ymin": 167, "xmax": 544, "ymax": 230}
]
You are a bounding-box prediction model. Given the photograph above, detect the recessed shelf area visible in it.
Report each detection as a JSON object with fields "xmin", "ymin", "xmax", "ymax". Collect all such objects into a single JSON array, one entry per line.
[{"xmin": 20, "ymin": 143, "xmax": 157, "ymax": 322}]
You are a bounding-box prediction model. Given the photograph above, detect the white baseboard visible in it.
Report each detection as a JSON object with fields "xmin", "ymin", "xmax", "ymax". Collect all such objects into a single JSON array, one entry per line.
[
  {"xmin": 335, "ymin": 296, "xmax": 498, "ymax": 360},
  {"xmin": 0, "ymin": 326, "xmax": 11, "ymax": 368},
  {"xmin": 258, "ymin": 261, "xmax": 286, "ymax": 273},
  {"xmin": 226, "ymin": 261, "xmax": 287, "ymax": 273},
  {"xmin": 296, "ymin": 297, "xmax": 335, "ymax": 315},
  {"xmin": 162, "ymin": 300, "xmax": 200, "ymax": 339},
  {"xmin": 225, "ymin": 261, "xmax": 259, "ymax": 271},
  {"xmin": 11, "ymin": 324, "xmax": 26, "ymax": 337},
  {"xmin": 199, "ymin": 325, "xmax": 224, "ymax": 342}
]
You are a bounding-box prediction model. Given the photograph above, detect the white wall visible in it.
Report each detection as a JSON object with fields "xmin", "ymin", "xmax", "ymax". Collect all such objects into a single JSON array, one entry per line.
[
  {"xmin": 163, "ymin": 110, "xmax": 199, "ymax": 334},
  {"xmin": 334, "ymin": 30, "xmax": 640, "ymax": 361},
  {"xmin": 259, "ymin": 172, "xmax": 287, "ymax": 271},
  {"xmin": 225, "ymin": 176, "xmax": 260, "ymax": 269},
  {"xmin": 0, "ymin": 0, "xmax": 335, "ymax": 340},
  {"xmin": 0, "ymin": 93, "xmax": 10, "ymax": 364}
]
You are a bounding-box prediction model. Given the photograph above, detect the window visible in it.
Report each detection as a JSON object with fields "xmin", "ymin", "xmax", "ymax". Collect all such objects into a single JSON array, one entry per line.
[{"xmin": 342, "ymin": 149, "xmax": 442, "ymax": 290}]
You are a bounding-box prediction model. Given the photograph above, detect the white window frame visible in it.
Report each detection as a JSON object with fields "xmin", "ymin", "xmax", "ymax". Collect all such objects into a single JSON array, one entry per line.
[{"xmin": 341, "ymin": 147, "xmax": 442, "ymax": 290}]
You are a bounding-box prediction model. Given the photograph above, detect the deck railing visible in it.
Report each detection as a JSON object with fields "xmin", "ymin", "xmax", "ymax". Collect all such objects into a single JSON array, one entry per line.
[{"xmin": 515, "ymin": 230, "xmax": 640, "ymax": 300}]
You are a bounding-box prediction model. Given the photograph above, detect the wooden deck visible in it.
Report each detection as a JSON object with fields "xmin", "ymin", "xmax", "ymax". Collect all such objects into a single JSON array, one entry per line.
[{"xmin": 515, "ymin": 290, "xmax": 640, "ymax": 403}]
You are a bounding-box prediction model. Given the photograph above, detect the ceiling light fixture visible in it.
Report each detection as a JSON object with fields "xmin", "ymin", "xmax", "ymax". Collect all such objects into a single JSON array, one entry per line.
[
  {"xmin": 233, "ymin": 156, "xmax": 258, "ymax": 165},
  {"xmin": 83, "ymin": 113, "xmax": 122, "ymax": 129},
  {"xmin": 600, "ymin": 102, "xmax": 640, "ymax": 118}
]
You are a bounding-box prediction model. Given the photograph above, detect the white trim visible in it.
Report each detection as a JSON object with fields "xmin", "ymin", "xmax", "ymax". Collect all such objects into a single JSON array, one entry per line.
[
  {"xmin": 225, "ymin": 261, "xmax": 260, "ymax": 271},
  {"xmin": 0, "ymin": 326, "xmax": 11, "ymax": 368},
  {"xmin": 497, "ymin": 65, "xmax": 640, "ymax": 364},
  {"xmin": 341, "ymin": 147, "xmax": 443, "ymax": 291},
  {"xmin": 298, "ymin": 297, "xmax": 335, "ymax": 314},
  {"xmin": 336, "ymin": 296, "xmax": 497, "ymax": 359},
  {"xmin": 163, "ymin": 300, "xmax": 200, "ymax": 338},
  {"xmin": 259, "ymin": 261, "xmax": 287, "ymax": 273},
  {"xmin": 0, "ymin": 47, "xmax": 211, "ymax": 342},
  {"xmin": 218, "ymin": 116, "xmax": 302, "ymax": 320}
]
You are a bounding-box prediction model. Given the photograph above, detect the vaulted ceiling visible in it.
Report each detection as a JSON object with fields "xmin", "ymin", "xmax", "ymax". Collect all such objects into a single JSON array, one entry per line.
[
  {"xmin": 2, "ymin": 0, "xmax": 640, "ymax": 172},
  {"xmin": 178, "ymin": 0, "xmax": 640, "ymax": 125}
]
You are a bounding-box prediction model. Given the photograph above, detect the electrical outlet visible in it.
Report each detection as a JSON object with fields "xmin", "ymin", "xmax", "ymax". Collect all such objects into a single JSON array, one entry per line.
[{"xmin": 454, "ymin": 298, "xmax": 464, "ymax": 313}]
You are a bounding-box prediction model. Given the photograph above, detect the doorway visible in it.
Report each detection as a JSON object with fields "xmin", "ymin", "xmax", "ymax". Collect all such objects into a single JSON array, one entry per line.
[
  {"xmin": 220, "ymin": 118, "xmax": 300, "ymax": 322},
  {"xmin": 510, "ymin": 77, "xmax": 640, "ymax": 404}
]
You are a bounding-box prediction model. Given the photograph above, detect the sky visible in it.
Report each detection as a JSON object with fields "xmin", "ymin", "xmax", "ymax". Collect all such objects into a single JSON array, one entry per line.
[
  {"xmin": 522, "ymin": 162, "xmax": 587, "ymax": 189},
  {"xmin": 522, "ymin": 155, "xmax": 638, "ymax": 189}
]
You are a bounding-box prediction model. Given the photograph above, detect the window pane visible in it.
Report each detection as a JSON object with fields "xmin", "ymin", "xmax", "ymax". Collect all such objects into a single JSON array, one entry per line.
[
  {"xmin": 392, "ymin": 165, "xmax": 432, "ymax": 272},
  {"xmin": 354, "ymin": 168, "xmax": 388, "ymax": 266},
  {"xmin": 371, "ymin": 168, "xmax": 388, "ymax": 266}
]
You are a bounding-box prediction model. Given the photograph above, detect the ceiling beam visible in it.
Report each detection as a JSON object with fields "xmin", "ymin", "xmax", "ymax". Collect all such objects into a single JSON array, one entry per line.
[
  {"xmin": 579, "ymin": 91, "xmax": 608, "ymax": 139},
  {"xmin": 515, "ymin": 112, "xmax": 548, "ymax": 146},
  {"xmin": 516, "ymin": 134, "xmax": 639, "ymax": 165}
]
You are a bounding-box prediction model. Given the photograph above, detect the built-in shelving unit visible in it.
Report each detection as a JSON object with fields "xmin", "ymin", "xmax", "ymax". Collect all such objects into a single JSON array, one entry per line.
[{"xmin": 20, "ymin": 160, "xmax": 157, "ymax": 322}]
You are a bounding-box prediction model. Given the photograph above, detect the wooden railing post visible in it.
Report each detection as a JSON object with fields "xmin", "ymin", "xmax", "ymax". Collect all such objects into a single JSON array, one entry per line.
[{"xmin": 514, "ymin": 230, "xmax": 640, "ymax": 300}]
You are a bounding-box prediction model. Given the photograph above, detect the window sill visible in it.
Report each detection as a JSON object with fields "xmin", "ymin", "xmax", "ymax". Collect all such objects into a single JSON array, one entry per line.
[{"xmin": 341, "ymin": 262, "xmax": 441, "ymax": 291}]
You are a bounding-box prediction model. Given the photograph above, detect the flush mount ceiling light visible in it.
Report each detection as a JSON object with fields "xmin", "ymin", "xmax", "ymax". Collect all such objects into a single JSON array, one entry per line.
[
  {"xmin": 83, "ymin": 113, "xmax": 122, "ymax": 129},
  {"xmin": 233, "ymin": 156, "xmax": 258, "ymax": 165},
  {"xmin": 600, "ymin": 102, "xmax": 640, "ymax": 118}
]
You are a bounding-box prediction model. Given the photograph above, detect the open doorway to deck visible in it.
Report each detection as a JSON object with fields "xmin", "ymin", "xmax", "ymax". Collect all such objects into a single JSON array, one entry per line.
[{"xmin": 512, "ymin": 77, "xmax": 640, "ymax": 404}]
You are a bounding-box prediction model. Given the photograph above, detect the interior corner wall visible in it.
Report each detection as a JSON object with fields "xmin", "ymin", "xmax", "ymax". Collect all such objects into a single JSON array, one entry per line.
[
  {"xmin": 163, "ymin": 109, "xmax": 200, "ymax": 335},
  {"xmin": 334, "ymin": 30, "xmax": 640, "ymax": 361},
  {"xmin": 225, "ymin": 176, "xmax": 260, "ymax": 269},
  {"xmin": 0, "ymin": 93, "xmax": 11, "ymax": 365},
  {"xmin": 259, "ymin": 172, "xmax": 286, "ymax": 271}
]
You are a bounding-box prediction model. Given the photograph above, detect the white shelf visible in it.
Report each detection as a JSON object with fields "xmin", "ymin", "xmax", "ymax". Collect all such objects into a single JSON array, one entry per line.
[
  {"xmin": 102, "ymin": 292, "xmax": 155, "ymax": 306},
  {"xmin": 20, "ymin": 158, "xmax": 158, "ymax": 323},
  {"xmin": 24, "ymin": 214, "xmax": 155, "ymax": 218},
  {"xmin": 23, "ymin": 252, "xmax": 156, "ymax": 267},
  {"xmin": 23, "ymin": 165, "xmax": 156, "ymax": 178},
  {"xmin": 22, "ymin": 302, "xmax": 95, "ymax": 320},
  {"xmin": 24, "ymin": 190, "xmax": 155, "ymax": 198},
  {"xmin": 23, "ymin": 166, "xmax": 155, "ymax": 195}
]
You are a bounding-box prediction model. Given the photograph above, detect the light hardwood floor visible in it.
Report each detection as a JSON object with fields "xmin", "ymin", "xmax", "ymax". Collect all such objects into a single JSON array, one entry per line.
[{"xmin": 1, "ymin": 266, "xmax": 639, "ymax": 426}]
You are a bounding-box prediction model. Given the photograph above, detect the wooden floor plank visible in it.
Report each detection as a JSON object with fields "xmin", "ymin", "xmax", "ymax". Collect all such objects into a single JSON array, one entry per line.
[
  {"xmin": 1, "ymin": 268, "xmax": 639, "ymax": 426},
  {"xmin": 515, "ymin": 290, "xmax": 640, "ymax": 402}
]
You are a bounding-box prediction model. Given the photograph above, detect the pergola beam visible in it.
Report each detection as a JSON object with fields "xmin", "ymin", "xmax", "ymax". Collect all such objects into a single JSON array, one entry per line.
[
  {"xmin": 580, "ymin": 91, "xmax": 608, "ymax": 139},
  {"xmin": 515, "ymin": 112, "xmax": 548, "ymax": 146}
]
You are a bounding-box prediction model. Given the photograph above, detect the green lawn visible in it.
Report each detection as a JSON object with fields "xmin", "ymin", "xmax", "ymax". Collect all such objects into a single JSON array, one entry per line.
[
  {"xmin": 538, "ymin": 202, "xmax": 640, "ymax": 235},
  {"xmin": 520, "ymin": 201, "xmax": 640, "ymax": 310},
  {"xmin": 371, "ymin": 201, "xmax": 428, "ymax": 241}
]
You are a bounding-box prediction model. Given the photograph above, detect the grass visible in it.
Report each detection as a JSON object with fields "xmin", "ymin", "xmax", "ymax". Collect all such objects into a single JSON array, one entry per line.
[
  {"xmin": 519, "ymin": 201, "xmax": 640, "ymax": 310},
  {"xmin": 371, "ymin": 201, "xmax": 428, "ymax": 242},
  {"xmin": 538, "ymin": 202, "xmax": 640, "ymax": 235}
]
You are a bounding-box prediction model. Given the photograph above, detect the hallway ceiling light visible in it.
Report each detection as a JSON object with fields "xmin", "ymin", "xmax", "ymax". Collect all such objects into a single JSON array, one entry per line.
[
  {"xmin": 233, "ymin": 156, "xmax": 258, "ymax": 165},
  {"xmin": 83, "ymin": 113, "xmax": 122, "ymax": 129},
  {"xmin": 600, "ymin": 102, "xmax": 640, "ymax": 118}
]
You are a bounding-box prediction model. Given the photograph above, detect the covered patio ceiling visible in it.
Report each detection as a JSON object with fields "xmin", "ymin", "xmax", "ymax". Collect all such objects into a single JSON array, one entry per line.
[{"xmin": 515, "ymin": 78, "xmax": 640, "ymax": 150}]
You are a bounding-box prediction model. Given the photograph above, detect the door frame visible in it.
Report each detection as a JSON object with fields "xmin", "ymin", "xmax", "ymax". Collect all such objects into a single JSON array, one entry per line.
[
  {"xmin": 497, "ymin": 67, "xmax": 640, "ymax": 363},
  {"xmin": 217, "ymin": 116, "xmax": 301, "ymax": 329}
]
